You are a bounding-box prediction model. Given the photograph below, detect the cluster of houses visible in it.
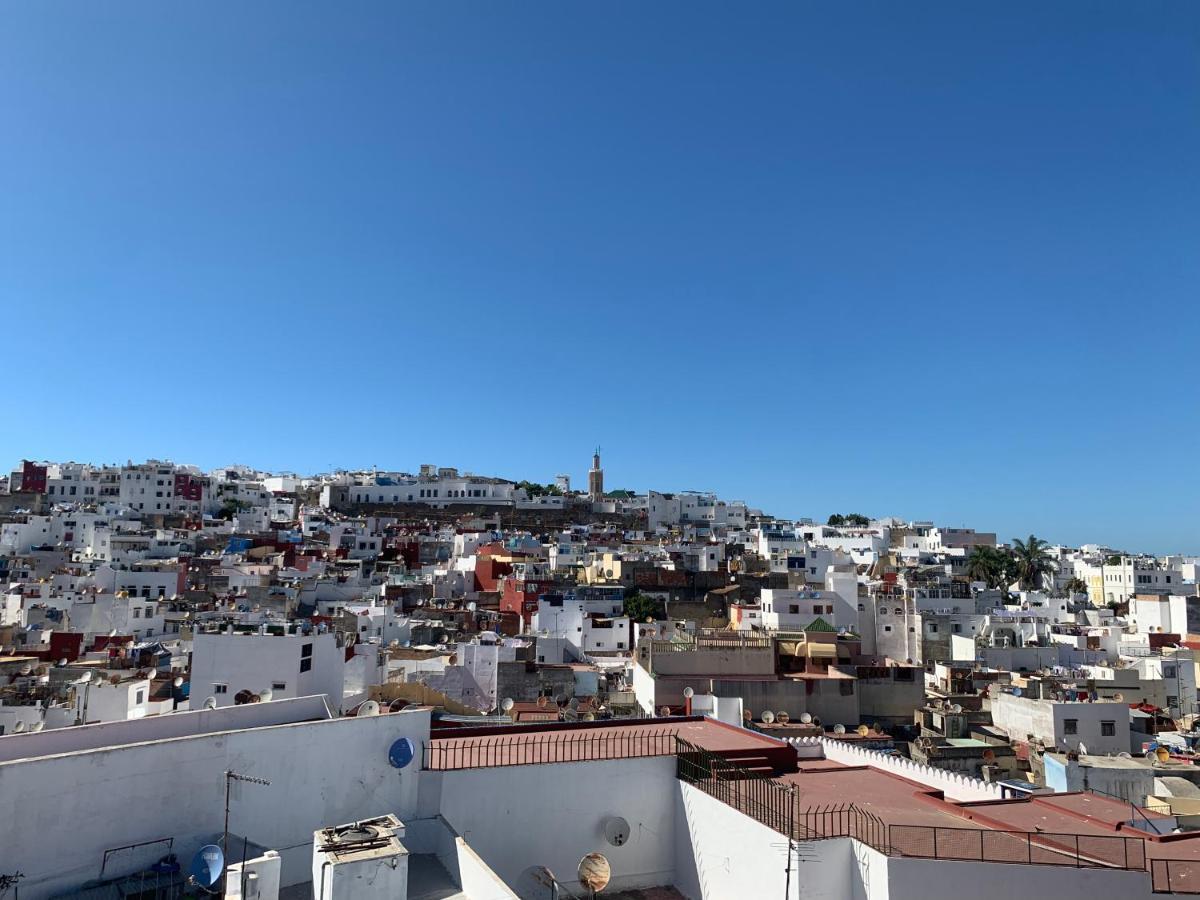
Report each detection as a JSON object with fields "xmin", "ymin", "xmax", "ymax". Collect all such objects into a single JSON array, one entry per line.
[{"xmin": 3, "ymin": 454, "xmax": 1200, "ymax": 899}]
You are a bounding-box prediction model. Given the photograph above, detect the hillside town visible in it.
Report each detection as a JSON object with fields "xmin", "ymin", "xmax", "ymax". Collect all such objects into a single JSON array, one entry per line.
[{"xmin": 3, "ymin": 453, "xmax": 1200, "ymax": 900}]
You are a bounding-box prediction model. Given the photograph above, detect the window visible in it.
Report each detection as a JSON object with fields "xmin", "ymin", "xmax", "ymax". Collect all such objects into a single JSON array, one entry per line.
[
  {"xmin": 300, "ymin": 658, "xmax": 312, "ymax": 673},
  {"xmin": 952, "ymin": 624, "xmax": 962, "ymax": 633},
  {"xmin": 928, "ymin": 624, "xmax": 938, "ymax": 633},
  {"xmin": 1163, "ymin": 666, "xmax": 1177, "ymax": 679},
  {"xmin": 883, "ymin": 625, "xmax": 892, "ymax": 633},
  {"xmin": 301, "ymin": 643, "xmax": 313, "ymax": 658},
  {"xmin": 1168, "ymin": 695, "xmax": 1179, "ymax": 709},
  {"xmin": 272, "ymin": 682, "xmax": 286, "ymax": 691},
  {"xmin": 135, "ymin": 690, "xmax": 145, "ymax": 704},
  {"xmin": 879, "ymin": 607, "xmax": 888, "ymax": 616},
  {"xmin": 839, "ymin": 680, "xmax": 854, "ymax": 696},
  {"xmin": 214, "ymin": 683, "xmax": 228, "ymax": 694},
  {"xmin": 789, "ymin": 604, "xmax": 799, "ymax": 614},
  {"xmin": 1063, "ymin": 718, "xmax": 1078, "ymax": 734},
  {"xmin": 1101, "ymin": 720, "xmax": 1116, "ymax": 737}
]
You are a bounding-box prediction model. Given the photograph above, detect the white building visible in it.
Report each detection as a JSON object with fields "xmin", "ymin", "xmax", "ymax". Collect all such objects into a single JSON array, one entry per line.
[{"xmin": 189, "ymin": 628, "xmax": 346, "ymax": 711}]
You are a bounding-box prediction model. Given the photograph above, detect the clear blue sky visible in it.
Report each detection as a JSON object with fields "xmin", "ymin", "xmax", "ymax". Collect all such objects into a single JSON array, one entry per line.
[{"xmin": 2, "ymin": 2, "xmax": 1197, "ymax": 553}]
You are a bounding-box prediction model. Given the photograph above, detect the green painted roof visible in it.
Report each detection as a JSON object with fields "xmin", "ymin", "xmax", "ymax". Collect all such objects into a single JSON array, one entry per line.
[{"xmin": 804, "ymin": 617, "xmax": 836, "ymax": 633}]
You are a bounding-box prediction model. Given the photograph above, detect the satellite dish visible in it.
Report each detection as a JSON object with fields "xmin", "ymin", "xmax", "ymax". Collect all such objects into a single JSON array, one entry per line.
[
  {"xmin": 569, "ymin": 697, "xmax": 580, "ymax": 711},
  {"xmin": 683, "ymin": 686, "xmax": 694, "ymax": 699},
  {"xmin": 79, "ymin": 671, "xmax": 93, "ymax": 684},
  {"xmin": 189, "ymin": 844, "xmax": 225, "ymax": 889},
  {"xmin": 1113, "ymin": 692, "xmax": 1125, "ymax": 702},
  {"xmin": 857, "ymin": 725, "xmax": 870, "ymax": 736},
  {"xmin": 950, "ymin": 703, "xmax": 963, "ymax": 714},
  {"xmin": 501, "ymin": 698, "xmax": 515, "ymax": 713},
  {"xmin": 18, "ymin": 664, "xmax": 31, "ymax": 676},
  {"xmin": 203, "ymin": 696, "xmax": 218, "ymax": 710},
  {"xmin": 742, "ymin": 709, "xmax": 752, "ymax": 722},
  {"xmin": 799, "ymin": 713, "xmax": 813, "ymax": 724},
  {"xmin": 259, "ymin": 688, "xmax": 274, "ymax": 702},
  {"xmin": 659, "ymin": 706, "xmax": 671, "ymax": 717},
  {"xmin": 57, "ymin": 658, "xmax": 68, "ymax": 668},
  {"xmin": 173, "ymin": 677, "xmax": 184, "ymax": 688},
  {"xmin": 578, "ymin": 853, "xmax": 611, "ymax": 893},
  {"xmin": 1145, "ymin": 749, "xmax": 1159, "ymax": 760},
  {"xmin": 1012, "ymin": 687, "xmax": 1023, "ymax": 697},
  {"xmin": 833, "ymin": 724, "xmax": 847, "ymax": 734},
  {"xmin": 13, "ymin": 721, "xmax": 26, "ymax": 733},
  {"xmin": 983, "ymin": 749, "xmax": 996, "ymax": 762},
  {"xmin": 389, "ymin": 737, "xmax": 416, "ymax": 769},
  {"xmin": 1118, "ymin": 752, "xmax": 1132, "ymax": 759},
  {"xmin": 603, "ymin": 816, "xmax": 631, "ymax": 847},
  {"xmin": 358, "ymin": 700, "xmax": 381, "ymax": 717},
  {"xmin": 1157, "ymin": 747, "xmax": 1171, "ymax": 763},
  {"xmin": 777, "ymin": 711, "xmax": 790, "ymax": 725},
  {"xmin": 31, "ymin": 721, "xmax": 44, "ymax": 733},
  {"xmin": 762, "ymin": 710, "xmax": 775, "ymax": 724},
  {"xmin": 537, "ymin": 695, "xmax": 550, "ymax": 709}
]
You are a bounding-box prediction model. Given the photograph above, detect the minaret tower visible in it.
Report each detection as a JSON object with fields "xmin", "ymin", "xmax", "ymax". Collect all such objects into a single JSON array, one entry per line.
[{"xmin": 588, "ymin": 447, "xmax": 604, "ymax": 501}]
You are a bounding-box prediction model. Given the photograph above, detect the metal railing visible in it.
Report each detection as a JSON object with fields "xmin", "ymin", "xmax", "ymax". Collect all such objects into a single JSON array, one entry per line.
[
  {"xmin": 675, "ymin": 738, "xmax": 1146, "ymax": 873},
  {"xmin": 424, "ymin": 728, "xmax": 677, "ymax": 770},
  {"xmin": 1153, "ymin": 859, "xmax": 1200, "ymax": 894}
]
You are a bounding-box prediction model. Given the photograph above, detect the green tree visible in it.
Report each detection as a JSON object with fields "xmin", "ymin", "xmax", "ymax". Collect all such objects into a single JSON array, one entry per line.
[
  {"xmin": 966, "ymin": 545, "xmax": 1020, "ymax": 596},
  {"xmin": 827, "ymin": 514, "xmax": 846, "ymax": 526},
  {"xmin": 623, "ymin": 593, "xmax": 661, "ymax": 622},
  {"xmin": 1064, "ymin": 577, "xmax": 1088, "ymax": 596},
  {"xmin": 1011, "ymin": 534, "xmax": 1056, "ymax": 591}
]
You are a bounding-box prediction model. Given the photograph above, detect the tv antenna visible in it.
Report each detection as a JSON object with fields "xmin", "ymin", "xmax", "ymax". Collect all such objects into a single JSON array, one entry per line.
[{"xmin": 223, "ymin": 770, "xmax": 271, "ymax": 857}]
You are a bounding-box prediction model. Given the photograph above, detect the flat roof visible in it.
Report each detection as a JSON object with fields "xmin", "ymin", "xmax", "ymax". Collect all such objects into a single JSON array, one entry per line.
[{"xmin": 427, "ymin": 716, "xmax": 792, "ymax": 770}]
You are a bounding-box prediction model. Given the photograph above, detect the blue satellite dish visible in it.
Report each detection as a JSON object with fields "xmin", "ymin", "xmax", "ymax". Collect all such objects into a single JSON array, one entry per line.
[
  {"xmin": 1012, "ymin": 687, "xmax": 1022, "ymax": 697},
  {"xmin": 388, "ymin": 737, "xmax": 415, "ymax": 769},
  {"xmin": 189, "ymin": 844, "xmax": 224, "ymax": 888}
]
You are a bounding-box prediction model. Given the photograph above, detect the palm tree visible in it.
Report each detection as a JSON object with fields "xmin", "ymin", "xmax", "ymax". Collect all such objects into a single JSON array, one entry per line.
[
  {"xmin": 967, "ymin": 546, "xmax": 1017, "ymax": 594},
  {"xmin": 1011, "ymin": 534, "xmax": 1056, "ymax": 591},
  {"xmin": 1064, "ymin": 576, "xmax": 1088, "ymax": 596},
  {"xmin": 967, "ymin": 546, "xmax": 1001, "ymax": 585}
]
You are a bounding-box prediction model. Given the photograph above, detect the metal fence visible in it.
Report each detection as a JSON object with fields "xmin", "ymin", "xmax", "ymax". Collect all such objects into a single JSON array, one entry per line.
[
  {"xmin": 1152, "ymin": 859, "xmax": 1200, "ymax": 894},
  {"xmin": 887, "ymin": 825, "xmax": 1145, "ymax": 870},
  {"xmin": 424, "ymin": 728, "xmax": 678, "ymax": 770},
  {"xmin": 675, "ymin": 737, "xmax": 888, "ymax": 850},
  {"xmin": 675, "ymin": 738, "xmax": 1148, "ymax": 874}
]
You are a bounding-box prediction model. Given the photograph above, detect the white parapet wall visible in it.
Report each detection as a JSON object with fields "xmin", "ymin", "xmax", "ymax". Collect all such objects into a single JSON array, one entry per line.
[{"xmin": 785, "ymin": 737, "xmax": 1004, "ymax": 802}]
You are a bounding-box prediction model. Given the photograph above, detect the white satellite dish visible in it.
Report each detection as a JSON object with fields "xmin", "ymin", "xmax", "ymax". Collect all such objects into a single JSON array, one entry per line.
[
  {"xmin": 603, "ymin": 817, "xmax": 630, "ymax": 847},
  {"xmin": 78, "ymin": 671, "xmax": 93, "ymax": 684},
  {"xmin": 56, "ymin": 658, "xmax": 68, "ymax": 668},
  {"xmin": 799, "ymin": 712, "xmax": 813, "ymax": 724},
  {"xmin": 501, "ymin": 698, "xmax": 515, "ymax": 713},
  {"xmin": 173, "ymin": 677, "xmax": 184, "ymax": 688},
  {"xmin": 31, "ymin": 721, "xmax": 44, "ymax": 733},
  {"xmin": 834, "ymin": 724, "xmax": 847, "ymax": 734},
  {"xmin": 358, "ymin": 700, "xmax": 381, "ymax": 717},
  {"xmin": 203, "ymin": 696, "xmax": 218, "ymax": 710},
  {"xmin": 683, "ymin": 686, "xmax": 694, "ymax": 699},
  {"xmin": 259, "ymin": 688, "xmax": 274, "ymax": 702},
  {"xmin": 762, "ymin": 710, "xmax": 776, "ymax": 724},
  {"xmin": 13, "ymin": 721, "xmax": 26, "ymax": 733}
]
